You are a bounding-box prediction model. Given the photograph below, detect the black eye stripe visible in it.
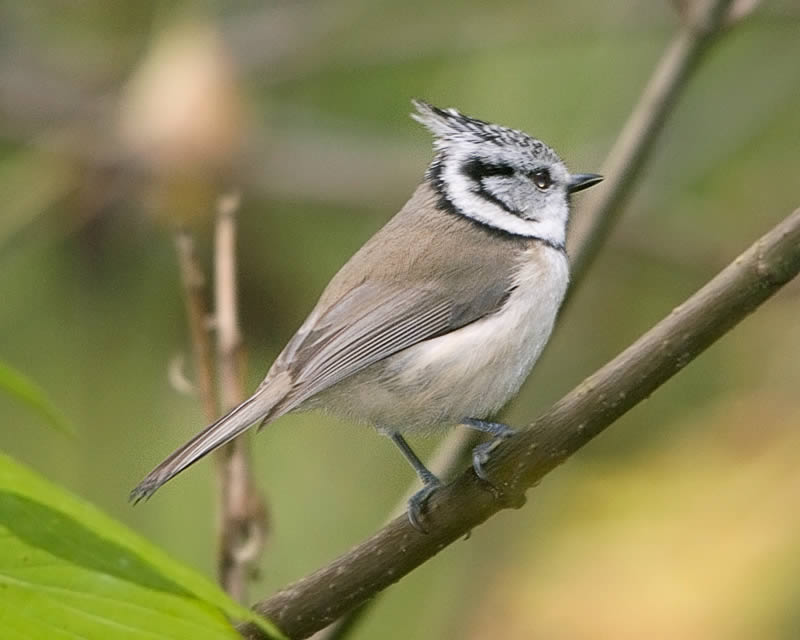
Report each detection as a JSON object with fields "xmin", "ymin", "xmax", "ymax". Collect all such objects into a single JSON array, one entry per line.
[
  {"xmin": 461, "ymin": 158, "xmax": 515, "ymax": 181},
  {"xmin": 458, "ymin": 157, "xmax": 519, "ymax": 216}
]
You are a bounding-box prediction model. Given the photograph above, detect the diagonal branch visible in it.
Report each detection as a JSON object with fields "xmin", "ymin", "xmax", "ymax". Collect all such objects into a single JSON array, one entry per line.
[{"xmin": 240, "ymin": 206, "xmax": 800, "ymax": 639}]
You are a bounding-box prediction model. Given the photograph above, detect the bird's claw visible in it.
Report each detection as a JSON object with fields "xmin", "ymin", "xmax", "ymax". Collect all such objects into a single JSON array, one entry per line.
[
  {"xmin": 471, "ymin": 430, "xmax": 514, "ymax": 483},
  {"xmin": 406, "ymin": 478, "xmax": 442, "ymax": 533}
]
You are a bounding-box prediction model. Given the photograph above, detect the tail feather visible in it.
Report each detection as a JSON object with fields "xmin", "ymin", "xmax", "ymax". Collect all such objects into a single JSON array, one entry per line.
[{"xmin": 130, "ymin": 382, "xmax": 286, "ymax": 502}]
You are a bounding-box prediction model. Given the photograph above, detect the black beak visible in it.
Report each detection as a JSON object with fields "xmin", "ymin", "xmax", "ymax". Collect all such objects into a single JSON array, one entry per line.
[{"xmin": 567, "ymin": 173, "xmax": 603, "ymax": 194}]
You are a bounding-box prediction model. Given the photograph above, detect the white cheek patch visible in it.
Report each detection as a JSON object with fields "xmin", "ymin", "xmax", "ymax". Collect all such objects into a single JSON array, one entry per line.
[{"xmin": 441, "ymin": 160, "xmax": 567, "ymax": 245}]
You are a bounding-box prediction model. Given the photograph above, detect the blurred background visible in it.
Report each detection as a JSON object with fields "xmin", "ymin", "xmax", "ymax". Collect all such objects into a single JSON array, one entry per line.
[{"xmin": 1, "ymin": 1, "xmax": 799, "ymax": 638}]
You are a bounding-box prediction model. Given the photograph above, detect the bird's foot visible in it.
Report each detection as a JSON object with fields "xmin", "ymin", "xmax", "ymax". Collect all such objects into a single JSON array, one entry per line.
[
  {"xmin": 406, "ymin": 475, "xmax": 442, "ymax": 533},
  {"xmin": 462, "ymin": 418, "xmax": 515, "ymax": 482}
]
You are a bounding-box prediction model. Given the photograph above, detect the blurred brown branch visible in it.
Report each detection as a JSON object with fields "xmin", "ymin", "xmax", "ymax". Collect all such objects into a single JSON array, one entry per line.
[
  {"xmin": 240, "ymin": 207, "xmax": 800, "ymax": 640},
  {"xmin": 172, "ymin": 197, "xmax": 269, "ymax": 604},
  {"xmin": 174, "ymin": 231, "xmax": 218, "ymax": 423},
  {"xmin": 567, "ymin": 0, "xmax": 736, "ymax": 283},
  {"xmin": 312, "ymin": 0, "xmax": 739, "ymax": 636},
  {"xmin": 214, "ymin": 193, "xmax": 268, "ymax": 602}
]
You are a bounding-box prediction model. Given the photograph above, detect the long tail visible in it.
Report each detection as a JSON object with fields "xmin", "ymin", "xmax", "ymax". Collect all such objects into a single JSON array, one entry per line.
[{"xmin": 130, "ymin": 383, "xmax": 284, "ymax": 502}]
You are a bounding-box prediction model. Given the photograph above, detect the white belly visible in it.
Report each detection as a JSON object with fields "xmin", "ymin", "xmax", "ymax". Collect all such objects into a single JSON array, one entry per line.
[{"xmin": 315, "ymin": 247, "xmax": 569, "ymax": 433}]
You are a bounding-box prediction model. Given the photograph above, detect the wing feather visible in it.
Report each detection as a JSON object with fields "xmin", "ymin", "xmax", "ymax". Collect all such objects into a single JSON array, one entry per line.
[{"xmin": 266, "ymin": 279, "xmax": 511, "ymax": 415}]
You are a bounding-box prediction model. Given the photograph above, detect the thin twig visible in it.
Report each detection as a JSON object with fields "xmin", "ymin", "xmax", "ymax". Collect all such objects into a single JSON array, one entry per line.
[
  {"xmin": 214, "ymin": 192, "xmax": 269, "ymax": 603},
  {"xmin": 241, "ymin": 206, "xmax": 800, "ymax": 639},
  {"xmin": 174, "ymin": 231, "xmax": 218, "ymax": 423},
  {"xmin": 312, "ymin": 0, "xmax": 738, "ymax": 636}
]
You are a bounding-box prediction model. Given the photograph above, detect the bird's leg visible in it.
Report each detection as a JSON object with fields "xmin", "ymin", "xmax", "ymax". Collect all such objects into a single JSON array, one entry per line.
[
  {"xmin": 461, "ymin": 418, "xmax": 516, "ymax": 482},
  {"xmin": 388, "ymin": 432, "xmax": 442, "ymax": 532}
]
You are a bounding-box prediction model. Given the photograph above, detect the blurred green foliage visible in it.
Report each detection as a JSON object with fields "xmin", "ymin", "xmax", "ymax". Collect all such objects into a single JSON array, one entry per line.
[
  {"xmin": 0, "ymin": 360, "xmax": 75, "ymax": 435},
  {"xmin": 0, "ymin": 453, "xmax": 283, "ymax": 639},
  {"xmin": 0, "ymin": 1, "xmax": 798, "ymax": 638}
]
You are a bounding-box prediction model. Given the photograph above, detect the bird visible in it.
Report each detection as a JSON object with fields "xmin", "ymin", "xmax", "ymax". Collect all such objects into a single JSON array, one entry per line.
[{"xmin": 131, "ymin": 100, "xmax": 602, "ymax": 530}]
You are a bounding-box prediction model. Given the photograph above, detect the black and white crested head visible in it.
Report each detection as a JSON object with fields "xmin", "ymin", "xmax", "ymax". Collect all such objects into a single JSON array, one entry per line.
[{"xmin": 412, "ymin": 100, "xmax": 600, "ymax": 248}]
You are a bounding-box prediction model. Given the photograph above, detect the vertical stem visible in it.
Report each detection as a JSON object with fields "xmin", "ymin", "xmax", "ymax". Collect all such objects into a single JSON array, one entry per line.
[
  {"xmin": 214, "ymin": 192, "xmax": 268, "ymax": 603},
  {"xmin": 174, "ymin": 230, "xmax": 218, "ymax": 424}
]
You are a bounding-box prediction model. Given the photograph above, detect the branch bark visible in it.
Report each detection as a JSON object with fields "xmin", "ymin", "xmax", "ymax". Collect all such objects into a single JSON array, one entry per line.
[
  {"xmin": 240, "ymin": 206, "xmax": 800, "ymax": 639},
  {"xmin": 174, "ymin": 231, "xmax": 218, "ymax": 427},
  {"xmin": 214, "ymin": 192, "xmax": 269, "ymax": 602}
]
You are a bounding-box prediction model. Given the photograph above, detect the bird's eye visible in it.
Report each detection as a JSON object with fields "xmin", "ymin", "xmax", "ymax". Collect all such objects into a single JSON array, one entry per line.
[{"xmin": 531, "ymin": 168, "xmax": 552, "ymax": 190}]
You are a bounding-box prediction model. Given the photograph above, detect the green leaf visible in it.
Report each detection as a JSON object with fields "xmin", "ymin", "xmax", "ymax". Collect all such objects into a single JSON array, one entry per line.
[
  {"xmin": 0, "ymin": 453, "xmax": 285, "ymax": 640},
  {"xmin": 0, "ymin": 361, "xmax": 75, "ymax": 436}
]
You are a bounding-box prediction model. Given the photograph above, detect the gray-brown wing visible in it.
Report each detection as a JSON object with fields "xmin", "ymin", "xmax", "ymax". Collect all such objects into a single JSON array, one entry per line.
[
  {"xmin": 265, "ymin": 277, "xmax": 512, "ymax": 414},
  {"xmin": 130, "ymin": 275, "xmax": 512, "ymax": 501}
]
